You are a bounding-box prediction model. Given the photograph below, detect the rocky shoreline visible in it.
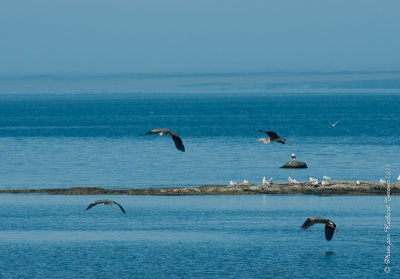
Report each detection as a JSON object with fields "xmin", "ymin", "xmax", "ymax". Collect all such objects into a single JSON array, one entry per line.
[{"xmin": 0, "ymin": 181, "xmax": 399, "ymax": 196}]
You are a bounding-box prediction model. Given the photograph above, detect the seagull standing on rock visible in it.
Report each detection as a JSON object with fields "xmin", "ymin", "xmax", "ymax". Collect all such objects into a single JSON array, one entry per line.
[
  {"xmin": 309, "ymin": 177, "xmax": 318, "ymax": 183},
  {"xmin": 311, "ymin": 180, "xmax": 319, "ymax": 186},
  {"xmin": 288, "ymin": 177, "xmax": 300, "ymax": 185}
]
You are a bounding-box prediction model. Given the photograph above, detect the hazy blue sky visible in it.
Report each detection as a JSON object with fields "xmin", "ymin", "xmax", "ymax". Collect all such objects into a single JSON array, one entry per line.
[{"xmin": 1, "ymin": 0, "xmax": 399, "ymax": 75}]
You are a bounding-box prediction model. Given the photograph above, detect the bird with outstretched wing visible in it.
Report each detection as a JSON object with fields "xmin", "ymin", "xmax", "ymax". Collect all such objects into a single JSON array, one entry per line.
[
  {"xmin": 84, "ymin": 199, "xmax": 127, "ymax": 215},
  {"xmin": 257, "ymin": 130, "xmax": 292, "ymax": 146},
  {"xmin": 142, "ymin": 128, "xmax": 185, "ymax": 152},
  {"xmin": 301, "ymin": 216, "xmax": 336, "ymax": 241}
]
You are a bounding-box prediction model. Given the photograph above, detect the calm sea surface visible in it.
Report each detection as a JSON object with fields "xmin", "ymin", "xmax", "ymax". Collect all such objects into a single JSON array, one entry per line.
[
  {"xmin": 0, "ymin": 85, "xmax": 399, "ymax": 278},
  {"xmin": 0, "ymin": 93, "xmax": 399, "ymax": 189},
  {"xmin": 0, "ymin": 194, "xmax": 398, "ymax": 278}
]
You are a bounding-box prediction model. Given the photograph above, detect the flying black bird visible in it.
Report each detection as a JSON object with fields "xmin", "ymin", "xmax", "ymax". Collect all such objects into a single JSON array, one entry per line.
[
  {"xmin": 84, "ymin": 199, "xmax": 127, "ymax": 214},
  {"xmin": 301, "ymin": 216, "xmax": 336, "ymax": 241},
  {"xmin": 142, "ymin": 128, "xmax": 185, "ymax": 152},
  {"xmin": 257, "ymin": 130, "xmax": 292, "ymax": 146}
]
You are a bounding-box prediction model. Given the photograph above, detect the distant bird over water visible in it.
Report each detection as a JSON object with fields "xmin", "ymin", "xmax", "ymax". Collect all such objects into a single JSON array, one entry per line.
[
  {"xmin": 331, "ymin": 121, "xmax": 340, "ymax": 127},
  {"xmin": 142, "ymin": 128, "xmax": 185, "ymax": 152},
  {"xmin": 84, "ymin": 199, "xmax": 127, "ymax": 214},
  {"xmin": 257, "ymin": 130, "xmax": 292, "ymax": 146},
  {"xmin": 301, "ymin": 217, "xmax": 337, "ymax": 241}
]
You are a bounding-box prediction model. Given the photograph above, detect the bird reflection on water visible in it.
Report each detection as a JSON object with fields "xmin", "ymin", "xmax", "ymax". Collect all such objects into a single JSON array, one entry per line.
[{"xmin": 325, "ymin": 251, "xmax": 335, "ymax": 257}]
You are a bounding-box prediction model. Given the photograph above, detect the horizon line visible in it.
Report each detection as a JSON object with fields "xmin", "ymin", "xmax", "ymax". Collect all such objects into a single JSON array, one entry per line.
[{"xmin": 1, "ymin": 70, "xmax": 400, "ymax": 80}]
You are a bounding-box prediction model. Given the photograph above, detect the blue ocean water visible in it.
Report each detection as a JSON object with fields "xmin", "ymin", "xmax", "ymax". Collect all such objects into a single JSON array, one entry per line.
[
  {"xmin": 0, "ymin": 194, "xmax": 397, "ymax": 278},
  {"xmin": 0, "ymin": 92, "xmax": 399, "ymax": 189}
]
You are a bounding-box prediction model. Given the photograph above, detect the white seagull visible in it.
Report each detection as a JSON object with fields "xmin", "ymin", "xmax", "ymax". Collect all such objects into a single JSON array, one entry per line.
[
  {"xmin": 397, "ymin": 175, "xmax": 400, "ymax": 182},
  {"xmin": 262, "ymin": 177, "xmax": 269, "ymax": 186},
  {"xmin": 288, "ymin": 177, "xmax": 299, "ymax": 185},
  {"xmin": 309, "ymin": 177, "xmax": 318, "ymax": 183},
  {"xmin": 311, "ymin": 180, "xmax": 319, "ymax": 186},
  {"xmin": 229, "ymin": 180, "xmax": 238, "ymax": 186},
  {"xmin": 331, "ymin": 121, "xmax": 340, "ymax": 127},
  {"xmin": 380, "ymin": 179, "xmax": 386, "ymax": 184},
  {"xmin": 321, "ymin": 181, "xmax": 330, "ymax": 186},
  {"xmin": 323, "ymin": 176, "xmax": 332, "ymax": 181}
]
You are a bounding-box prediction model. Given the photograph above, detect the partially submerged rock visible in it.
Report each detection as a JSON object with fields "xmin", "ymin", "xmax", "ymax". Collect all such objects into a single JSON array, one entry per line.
[{"xmin": 280, "ymin": 160, "xmax": 308, "ymax": 168}]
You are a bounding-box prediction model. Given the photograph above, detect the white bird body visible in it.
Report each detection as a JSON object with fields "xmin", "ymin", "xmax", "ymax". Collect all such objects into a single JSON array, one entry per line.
[
  {"xmin": 380, "ymin": 179, "xmax": 386, "ymax": 184},
  {"xmin": 309, "ymin": 177, "xmax": 318, "ymax": 182},
  {"xmin": 311, "ymin": 180, "xmax": 319, "ymax": 186},
  {"xmin": 397, "ymin": 175, "xmax": 400, "ymax": 181},
  {"xmin": 356, "ymin": 180, "xmax": 361, "ymax": 185},
  {"xmin": 269, "ymin": 178, "xmax": 273, "ymax": 184},
  {"xmin": 288, "ymin": 177, "xmax": 299, "ymax": 185},
  {"xmin": 331, "ymin": 121, "xmax": 340, "ymax": 127},
  {"xmin": 321, "ymin": 181, "xmax": 329, "ymax": 186},
  {"xmin": 323, "ymin": 176, "xmax": 331, "ymax": 181},
  {"xmin": 262, "ymin": 177, "xmax": 269, "ymax": 185},
  {"xmin": 230, "ymin": 180, "xmax": 238, "ymax": 186},
  {"xmin": 243, "ymin": 180, "xmax": 250, "ymax": 185}
]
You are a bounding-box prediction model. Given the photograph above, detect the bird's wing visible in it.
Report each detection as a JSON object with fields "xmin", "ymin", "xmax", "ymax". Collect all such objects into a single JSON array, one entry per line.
[
  {"xmin": 113, "ymin": 201, "xmax": 127, "ymax": 215},
  {"xmin": 301, "ymin": 217, "xmax": 330, "ymax": 230},
  {"xmin": 171, "ymin": 134, "xmax": 185, "ymax": 152},
  {"xmin": 325, "ymin": 223, "xmax": 336, "ymax": 241},
  {"xmin": 265, "ymin": 131, "xmax": 280, "ymax": 140},
  {"xmin": 84, "ymin": 200, "xmax": 103, "ymax": 211},
  {"xmin": 145, "ymin": 128, "xmax": 171, "ymax": 135}
]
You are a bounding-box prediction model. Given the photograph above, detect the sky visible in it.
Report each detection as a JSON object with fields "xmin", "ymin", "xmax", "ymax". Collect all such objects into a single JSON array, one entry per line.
[{"xmin": 1, "ymin": 0, "xmax": 400, "ymax": 75}]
